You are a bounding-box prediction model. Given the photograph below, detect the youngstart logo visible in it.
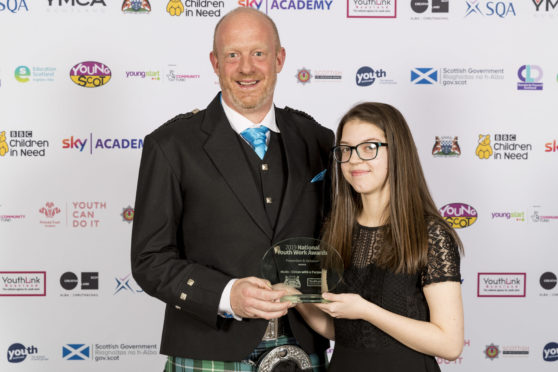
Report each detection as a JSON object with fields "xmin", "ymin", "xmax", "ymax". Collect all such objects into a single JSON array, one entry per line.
[
  {"xmin": 432, "ymin": 136, "xmax": 461, "ymax": 157},
  {"xmin": 517, "ymin": 65, "xmax": 543, "ymax": 90},
  {"xmin": 478, "ymin": 272, "xmax": 526, "ymax": 297},
  {"xmin": 0, "ymin": 0, "xmax": 29, "ymax": 13},
  {"xmin": 70, "ymin": 62, "xmax": 111, "ymax": 88},
  {"xmin": 347, "ymin": 0, "xmax": 396, "ymax": 18},
  {"xmin": 439, "ymin": 203, "xmax": 477, "ymax": 229},
  {"xmin": 1, "ymin": 272, "xmax": 46, "ymax": 296},
  {"xmin": 122, "ymin": 0, "xmax": 151, "ymax": 12}
]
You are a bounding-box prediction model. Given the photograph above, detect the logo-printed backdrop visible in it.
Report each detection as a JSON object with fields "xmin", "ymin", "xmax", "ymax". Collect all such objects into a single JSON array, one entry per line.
[{"xmin": 1, "ymin": 0, "xmax": 557, "ymax": 371}]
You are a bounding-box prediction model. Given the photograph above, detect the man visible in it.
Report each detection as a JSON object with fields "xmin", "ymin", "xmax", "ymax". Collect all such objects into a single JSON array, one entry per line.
[{"xmin": 131, "ymin": 7, "xmax": 333, "ymax": 371}]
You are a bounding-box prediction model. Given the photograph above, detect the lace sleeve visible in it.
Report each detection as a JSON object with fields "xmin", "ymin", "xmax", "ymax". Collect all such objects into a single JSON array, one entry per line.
[{"xmin": 421, "ymin": 221, "xmax": 461, "ymax": 286}]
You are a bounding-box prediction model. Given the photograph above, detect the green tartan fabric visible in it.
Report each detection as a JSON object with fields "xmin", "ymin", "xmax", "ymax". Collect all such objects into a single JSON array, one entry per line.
[{"xmin": 164, "ymin": 336, "xmax": 326, "ymax": 372}]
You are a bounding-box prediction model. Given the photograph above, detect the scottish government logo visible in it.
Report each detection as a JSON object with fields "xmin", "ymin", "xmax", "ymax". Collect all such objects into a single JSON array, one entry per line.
[
  {"xmin": 70, "ymin": 62, "xmax": 111, "ymax": 88},
  {"xmin": 411, "ymin": 68, "xmax": 438, "ymax": 84}
]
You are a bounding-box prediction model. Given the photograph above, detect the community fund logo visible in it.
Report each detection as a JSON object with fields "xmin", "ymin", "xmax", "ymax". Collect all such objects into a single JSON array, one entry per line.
[{"xmin": 70, "ymin": 62, "xmax": 111, "ymax": 88}]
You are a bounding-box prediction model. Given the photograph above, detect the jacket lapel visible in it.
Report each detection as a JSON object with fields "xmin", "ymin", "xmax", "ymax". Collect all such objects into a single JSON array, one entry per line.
[
  {"xmin": 274, "ymin": 108, "xmax": 308, "ymax": 238},
  {"xmin": 201, "ymin": 95, "xmax": 273, "ymax": 239}
]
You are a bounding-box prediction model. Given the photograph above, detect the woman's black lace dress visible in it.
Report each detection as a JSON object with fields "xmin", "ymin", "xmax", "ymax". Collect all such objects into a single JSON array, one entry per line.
[{"xmin": 328, "ymin": 221, "xmax": 461, "ymax": 372}]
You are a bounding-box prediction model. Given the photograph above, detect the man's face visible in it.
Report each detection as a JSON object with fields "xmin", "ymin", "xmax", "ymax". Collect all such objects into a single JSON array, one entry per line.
[{"xmin": 210, "ymin": 11, "xmax": 285, "ymax": 120}]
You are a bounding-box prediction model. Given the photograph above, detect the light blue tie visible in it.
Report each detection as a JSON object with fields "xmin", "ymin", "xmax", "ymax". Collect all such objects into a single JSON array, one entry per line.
[{"xmin": 240, "ymin": 126, "xmax": 269, "ymax": 160}]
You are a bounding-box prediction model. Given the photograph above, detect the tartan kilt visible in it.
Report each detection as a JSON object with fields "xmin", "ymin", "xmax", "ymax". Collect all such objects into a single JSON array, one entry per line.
[{"xmin": 164, "ymin": 336, "xmax": 326, "ymax": 372}]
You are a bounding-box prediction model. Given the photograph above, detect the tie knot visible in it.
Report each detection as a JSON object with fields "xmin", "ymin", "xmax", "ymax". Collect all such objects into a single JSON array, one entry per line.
[{"xmin": 240, "ymin": 126, "xmax": 269, "ymax": 160}]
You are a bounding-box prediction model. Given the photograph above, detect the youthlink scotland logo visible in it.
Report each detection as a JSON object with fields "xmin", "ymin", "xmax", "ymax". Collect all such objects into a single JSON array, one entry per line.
[
  {"xmin": 432, "ymin": 136, "xmax": 461, "ymax": 157},
  {"xmin": 70, "ymin": 62, "xmax": 111, "ymax": 88},
  {"xmin": 517, "ymin": 65, "xmax": 543, "ymax": 90},
  {"xmin": 0, "ymin": 0, "xmax": 29, "ymax": 13},
  {"xmin": 477, "ymin": 272, "xmax": 526, "ymax": 297},
  {"xmin": 1, "ymin": 272, "xmax": 46, "ymax": 296},
  {"xmin": 347, "ymin": 0, "xmax": 396, "ymax": 18},
  {"xmin": 439, "ymin": 203, "xmax": 477, "ymax": 229},
  {"xmin": 122, "ymin": 0, "xmax": 151, "ymax": 12}
]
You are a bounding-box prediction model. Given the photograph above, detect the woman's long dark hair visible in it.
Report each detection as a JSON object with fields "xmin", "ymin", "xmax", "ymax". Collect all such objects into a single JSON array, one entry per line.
[{"xmin": 322, "ymin": 102, "xmax": 463, "ymax": 273}]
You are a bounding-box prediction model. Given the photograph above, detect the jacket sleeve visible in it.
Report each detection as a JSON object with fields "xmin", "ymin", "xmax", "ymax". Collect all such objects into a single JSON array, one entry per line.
[{"xmin": 131, "ymin": 134, "xmax": 231, "ymax": 329}]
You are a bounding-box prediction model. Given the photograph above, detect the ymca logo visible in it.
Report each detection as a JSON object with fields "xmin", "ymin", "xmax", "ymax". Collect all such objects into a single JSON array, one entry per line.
[
  {"xmin": 411, "ymin": 68, "xmax": 438, "ymax": 84},
  {"xmin": 62, "ymin": 344, "xmax": 90, "ymax": 360}
]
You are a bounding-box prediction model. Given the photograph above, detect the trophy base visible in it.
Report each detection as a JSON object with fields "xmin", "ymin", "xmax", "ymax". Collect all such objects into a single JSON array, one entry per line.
[{"xmin": 280, "ymin": 294, "xmax": 330, "ymax": 304}]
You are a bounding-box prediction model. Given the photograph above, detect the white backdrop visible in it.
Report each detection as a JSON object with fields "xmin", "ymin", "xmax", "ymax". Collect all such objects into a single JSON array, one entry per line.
[{"xmin": 1, "ymin": 0, "xmax": 557, "ymax": 371}]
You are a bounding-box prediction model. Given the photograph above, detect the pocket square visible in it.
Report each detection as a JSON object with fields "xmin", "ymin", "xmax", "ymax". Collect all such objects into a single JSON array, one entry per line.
[{"xmin": 311, "ymin": 169, "xmax": 327, "ymax": 183}]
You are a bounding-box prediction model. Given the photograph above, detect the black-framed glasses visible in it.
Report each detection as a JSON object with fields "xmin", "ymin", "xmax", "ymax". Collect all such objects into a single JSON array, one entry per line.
[{"xmin": 332, "ymin": 142, "xmax": 388, "ymax": 163}]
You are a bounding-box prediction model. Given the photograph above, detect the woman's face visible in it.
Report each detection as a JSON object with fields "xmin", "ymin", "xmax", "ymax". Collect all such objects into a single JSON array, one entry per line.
[{"xmin": 340, "ymin": 119, "xmax": 389, "ymax": 200}]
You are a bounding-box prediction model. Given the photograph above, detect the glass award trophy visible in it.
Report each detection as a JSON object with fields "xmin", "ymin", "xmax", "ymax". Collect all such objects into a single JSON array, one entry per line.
[{"xmin": 261, "ymin": 237, "xmax": 344, "ymax": 303}]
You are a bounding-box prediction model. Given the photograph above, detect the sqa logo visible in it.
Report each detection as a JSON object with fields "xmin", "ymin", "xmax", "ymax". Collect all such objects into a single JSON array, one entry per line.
[
  {"xmin": 465, "ymin": 0, "xmax": 516, "ymax": 17},
  {"xmin": 114, "ymin": 273, "xmax": 143, "ymax": 294},
  {"xmin": 122, "ymin": 0, "xmax": 151, "ymax": 12},
  {"xmin": 0, "ymin": 0, "xmax": 29, "ymax": 13},
  {"xmin": 411, "ymin": 68, "xmax": 438, "ymax": 84},
  {"xmin": 69, "ymin": 62, "xmax": 111, "ymax": 88},
  {"xmin": 7, "ymin": 343, "xmax": 37, "ymax": 363}
]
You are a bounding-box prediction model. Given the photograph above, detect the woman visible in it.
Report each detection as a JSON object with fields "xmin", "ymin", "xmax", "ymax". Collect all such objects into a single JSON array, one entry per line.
[{"xmin": 295, "ymin": 102, "xmax": 464, "ymax": 371}]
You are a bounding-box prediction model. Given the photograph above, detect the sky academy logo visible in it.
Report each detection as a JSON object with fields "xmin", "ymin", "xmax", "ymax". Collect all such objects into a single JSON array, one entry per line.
[
  {"xmin": 62, "ymin": 134, "xmax": 144, "ymax": 154},
  {"xmin": 239, "ymin": 0, "xmax": 333, "ymax": 13}
]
